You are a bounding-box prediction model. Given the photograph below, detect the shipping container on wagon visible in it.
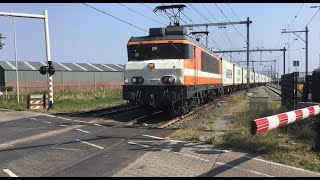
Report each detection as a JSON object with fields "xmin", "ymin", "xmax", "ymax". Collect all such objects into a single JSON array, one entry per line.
[
  {"xmin": 258, "ymin": 73, "xmax": 262, "ymax": 83},
  {"xmin": 255, "ymin": 72, "xmax": 259, "ymax": 83},
  {"xmin": 222, "ymin": 59, "xmax": 234, "ymax": 86},
  {"xmin": 242, "ymin": 68, "xmax": 247, "ymax": 85},
  {"xmin": 261, "ymin": 74, "xmax": 265, "ymax": 83},
  {"xmin": 233, "ymin": 64, "xmax": 242, "ymax": 85},
  {"xmin": 250, "ymin": 71, "xmax": 255, "ymax": 84}
]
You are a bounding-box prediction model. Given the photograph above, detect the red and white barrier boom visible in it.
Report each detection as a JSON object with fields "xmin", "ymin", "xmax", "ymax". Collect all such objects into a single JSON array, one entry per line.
[{"xmin": 251, "ymin": 104, "xmax": 320, "ymax": 135}]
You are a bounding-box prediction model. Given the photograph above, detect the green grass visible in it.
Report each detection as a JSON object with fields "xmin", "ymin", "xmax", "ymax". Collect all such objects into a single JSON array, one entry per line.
[
  {"xmin": 0, "ymin": 101, "xmax": 27, "ymax": 111},
  {"xmin": 51, "ymin": 95, "xmax": 124, "ymax": 113},
  {"xmin": 0, "ymin": 89, "xmax": 124, "ymax": 113},
  {"xmin": 170, "ymin": 96, "xmax": 242, "ymax": 144},
  {"xmin": 219, "ymin": 101, "xmax": 320, "ymax": 172},
  {"xmin": 170, "ymin": 91, "xmax": 320, "ymax": 173}
]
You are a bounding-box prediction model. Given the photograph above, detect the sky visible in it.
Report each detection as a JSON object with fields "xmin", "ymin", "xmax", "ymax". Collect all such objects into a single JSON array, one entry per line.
[{"xmin": 0, "ymin": 3, "xmax": 320, "ymax": 77}]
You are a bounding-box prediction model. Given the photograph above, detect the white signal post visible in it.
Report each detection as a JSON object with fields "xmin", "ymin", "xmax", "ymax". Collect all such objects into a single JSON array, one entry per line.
[{"xmin": 0, "ymin": 10, "xmax": 53, "ymax": 108}]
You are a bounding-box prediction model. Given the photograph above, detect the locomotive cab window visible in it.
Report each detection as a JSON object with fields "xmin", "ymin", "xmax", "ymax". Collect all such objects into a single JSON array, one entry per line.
[
  {"xmin": 127, "ymin": 43, "xmax": 193, "ymax": 61},
  {"xmin": 201, "ymin": 51, "xmax": 220, "ymax": 74}
]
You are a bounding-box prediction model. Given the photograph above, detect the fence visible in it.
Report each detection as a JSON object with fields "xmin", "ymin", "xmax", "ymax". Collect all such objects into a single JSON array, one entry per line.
[
  {"xmin": 281, "ymin": 72, "xmax": 298, "ymax": 110},
  {"xmin": 4, "ymin": 82, "xmax": 123, "ymax": 92}
]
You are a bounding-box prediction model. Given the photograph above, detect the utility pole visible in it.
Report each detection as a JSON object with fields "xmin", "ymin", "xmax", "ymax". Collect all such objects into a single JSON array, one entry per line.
[
  {"xmin": 246, "ymin": 17, "xmax": 250, "ymax": 92},
  {"xmin": 282, "ymin": 27, "xmax": 308, "ymax": 76},
  {"xmin": 205, "ymin": 25, "xmax": 208, "ymax": 48},
  {"xmin": 274, "ymin": 58, "xmax": 276, "ymax": 83},
  {"xmin": 284, "ymin": 47, "xmax": 286, "ymax": 75},
  {"xmin": 311, "ymin": 6, "xmax": 320, "ymax": 69},
  {"xmin": 11, "ymin": 17, "xmax": 19, "ymax": 104},
  {"xmin": 306, "ymin": 26, "xmax": 308, "ymax": 76},
  {"xmin": 271, "ymin": 65, "xmax": 273, "ymax": 83}
]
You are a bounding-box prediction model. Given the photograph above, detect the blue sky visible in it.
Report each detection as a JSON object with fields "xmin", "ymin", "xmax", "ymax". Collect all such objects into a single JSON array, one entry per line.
[{"xmin": 0, "ymin": 3, "xmax": 320, "ymax": 76}]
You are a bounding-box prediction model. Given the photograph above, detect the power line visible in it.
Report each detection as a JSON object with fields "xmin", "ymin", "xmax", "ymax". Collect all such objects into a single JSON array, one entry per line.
[
  {"xmin": 287, "ymin": 37, "xmax": 299, "ymax": 49},
  {"xmin": 201, "ymin": 3, "xmax": 219, "ymax": 22},
  {"xmin": 118, "ymin": 3, "xmax": 166, "ymax": 26},
  {"xmin": 161, "ymin": 3, "xmax": 227, "ymax": 53},
  {"xmin": 227, "ymin": 3, "xmax": 241, "ymax": 22},
  {"xmin": 182, "ymin": 10, "xmax": 223, "ymax": 50},
  {"xmin": 275, "ymin": 34, "xmax": 283, "ymax": 49},
  {"xmin": 306, "ymin": 8, "xmax": 320, "ymax": 26},
  {"xmin": 188, "ymin": 3, "xmax": 211, "ymax": 23},
  {"xmin": 284, "ymin": 3, "xmax": 304, "ymax": 30},
  {"xmin": 174, "ymin": 4, "xmax": 223, "ymax": 50},
  {"xmin": 190, "ymin": 3, "xmax": 234, "ymax": 50},
  {"xmin": 82, "ymin": 3, "xmax": 148, "ymax": 33},
  {"xmin": 214, "ymin": 3, "xmax": 247, "ymax": 43},
  {"xmin": 141, "ymin": 3, "xmax": 170, "ymax": 22},
  {"xmin": 275, "ymin": 4, "xmax": 304, "ymax": 49},
  {"xmin": 224, "ymin": 28, "xmax": 233, "ymax": 48},
  {"xmin": 200, "ymin": 3, "xmax": 234, "ymax": 51},
  {"xmin": 188, "ymin": 3, "xmax": 228, "ymax": 50}
]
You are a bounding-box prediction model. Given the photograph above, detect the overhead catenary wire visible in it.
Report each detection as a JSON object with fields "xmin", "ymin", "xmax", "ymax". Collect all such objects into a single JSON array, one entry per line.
[
  {"xmin": 118, "ymin": 3, "xmax": 167, "ymax": 26},
  {"xmin": 275, "ymin": 4, "xmax": 304, "ymax": 49},
  {"xmin": 169, "ymin": 3, "xmax": 224, "ymax": 51},
  {"xmin": 201, "ymin": 3, "xmax": 219, "ymax": 22},
  {"xmin": 306, "ymin": 8, "xmax": 320, "ymax": 26},
  {"xmin": 158, "ymin": 3, "xmax": 219, "ymax": 50},
  {"xmin": 227, "ymin": 3, "xmax": 242, "ymax": 22},
  {"xmin": 180, "ymin": 9, "xmax": 223, "ymax": 50},
  {"xmin": 189, "ymin": 3, "xmax": 233, "ymax": 50},
  {"xmin": 141, "ymin": 3, "xmax": 171, "ymax": 22},
  {"xmin": 214, "ymin": 3, "xmax": 247, "ymax": 43},
  {"xmin": 284, "ymin": 3, "xmax": 304, "ymax": 30},
  {"xmin": 83, "ymin": 3, "xmax": 148, "ymax": 33}
]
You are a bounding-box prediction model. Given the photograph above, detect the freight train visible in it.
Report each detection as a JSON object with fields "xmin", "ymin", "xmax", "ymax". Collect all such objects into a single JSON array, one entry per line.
[{"xmin": 122, "ymin": 25, "xmax": 270, "ymax": 115}]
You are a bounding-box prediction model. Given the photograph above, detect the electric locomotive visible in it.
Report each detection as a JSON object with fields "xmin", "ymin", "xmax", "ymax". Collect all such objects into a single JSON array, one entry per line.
[{"xmin": 123, "ymin": 23, "xmax": 223, "ymax": 115}]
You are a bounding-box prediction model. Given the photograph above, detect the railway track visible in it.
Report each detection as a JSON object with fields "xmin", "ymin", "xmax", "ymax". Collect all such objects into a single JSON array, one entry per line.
[
  {"xmin": 154, "ymin": 90, "xmax": 244, "ymax": 129},
  {"xmin": 264, "ymin": 84, "xmax": 281, "ymax": 97},
  {"xmin": 65, "ymin": 103, "xmax": 140, "ymax": 118}
]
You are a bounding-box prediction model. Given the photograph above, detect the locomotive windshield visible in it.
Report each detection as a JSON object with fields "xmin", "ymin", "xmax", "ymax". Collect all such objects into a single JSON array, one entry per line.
[{"xmin": 127, "ymin": 43, "xmax": 193, "ymax": 61}]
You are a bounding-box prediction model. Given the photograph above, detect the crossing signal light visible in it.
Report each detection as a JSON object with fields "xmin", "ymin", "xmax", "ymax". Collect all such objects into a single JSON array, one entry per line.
[
  {"xmin": 39, "ymin": 65, "xmax": 55, "ymax": 76},
  {"xmin": 48, "ymin": 66, "xmax": 55, "ymax": 75},
  {"xmin": 39, "ymin": 66, "xmax": 47, "ymax": 75}
]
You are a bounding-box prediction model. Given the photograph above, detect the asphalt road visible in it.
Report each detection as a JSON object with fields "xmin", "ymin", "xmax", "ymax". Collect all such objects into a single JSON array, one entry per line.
[
  {"xmin": 0, "ymin": 108, "xmax": 319, "ymax": 177},
  {"xmin": 0, "ymin": 109, "xmax": 174, "ymax": 177}
]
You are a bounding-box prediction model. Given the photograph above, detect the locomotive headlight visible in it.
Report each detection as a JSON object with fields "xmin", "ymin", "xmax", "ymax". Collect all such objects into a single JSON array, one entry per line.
[
  {"xmin": 131, "ymin": 76, "xmax": 144, "ymax": 84},
  {"xmin": 162, "ymin": 76, "xmax": 176, "ymax": 84},
  {"xmin": 137, "ymin": 77, "xmax": 144, "ymax": 84},
  {"xmin": 131, "ymin": 77, "xmax": 137, "ymax": 83},
  {"xmin": 148, "ymin": 63, "xmax": 155, "ymax": 69},
  {"xmin": 168, "ymin": 76, "xmax": 175, "ymax": 83}
]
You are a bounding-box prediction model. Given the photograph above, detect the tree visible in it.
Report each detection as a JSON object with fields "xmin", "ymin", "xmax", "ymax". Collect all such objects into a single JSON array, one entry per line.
[{"xmin": 0, "ymin": 33, "xmax": 6, "ymax": 50}]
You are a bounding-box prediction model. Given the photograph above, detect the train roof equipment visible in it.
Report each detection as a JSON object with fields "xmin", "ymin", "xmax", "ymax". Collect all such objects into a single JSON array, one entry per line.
[{"xmin": 153, "ymin": 4, "xmax": 187, "ymax": 26}]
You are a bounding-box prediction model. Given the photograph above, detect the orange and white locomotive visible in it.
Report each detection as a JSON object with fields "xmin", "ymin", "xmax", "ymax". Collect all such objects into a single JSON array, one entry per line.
[
  {"xmin": 122, "ymin": 5, "xmax": 269, "ymax": 115},
  {"xmin": 123, "ymin": 25, "xmax": 222, "ymax": 115}
]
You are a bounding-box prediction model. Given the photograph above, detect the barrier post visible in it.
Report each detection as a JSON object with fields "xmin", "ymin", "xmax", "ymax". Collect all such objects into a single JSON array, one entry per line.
[
  {"xmin": 313, "ymin": 116, "xmax": 320, "ymax": 152},
  {"xmin": 43, "ymin": 93, "xmax": 46, "ymax": 109},
  {"xmin": 27, "ymin": 94, "xmax": 30, "ymax": 109}
]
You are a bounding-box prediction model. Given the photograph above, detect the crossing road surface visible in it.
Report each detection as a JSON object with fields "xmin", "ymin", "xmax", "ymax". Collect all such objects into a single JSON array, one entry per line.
[{"xmin": 0, "ymin": 109, "xmax": 319, "ymax": 177}]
